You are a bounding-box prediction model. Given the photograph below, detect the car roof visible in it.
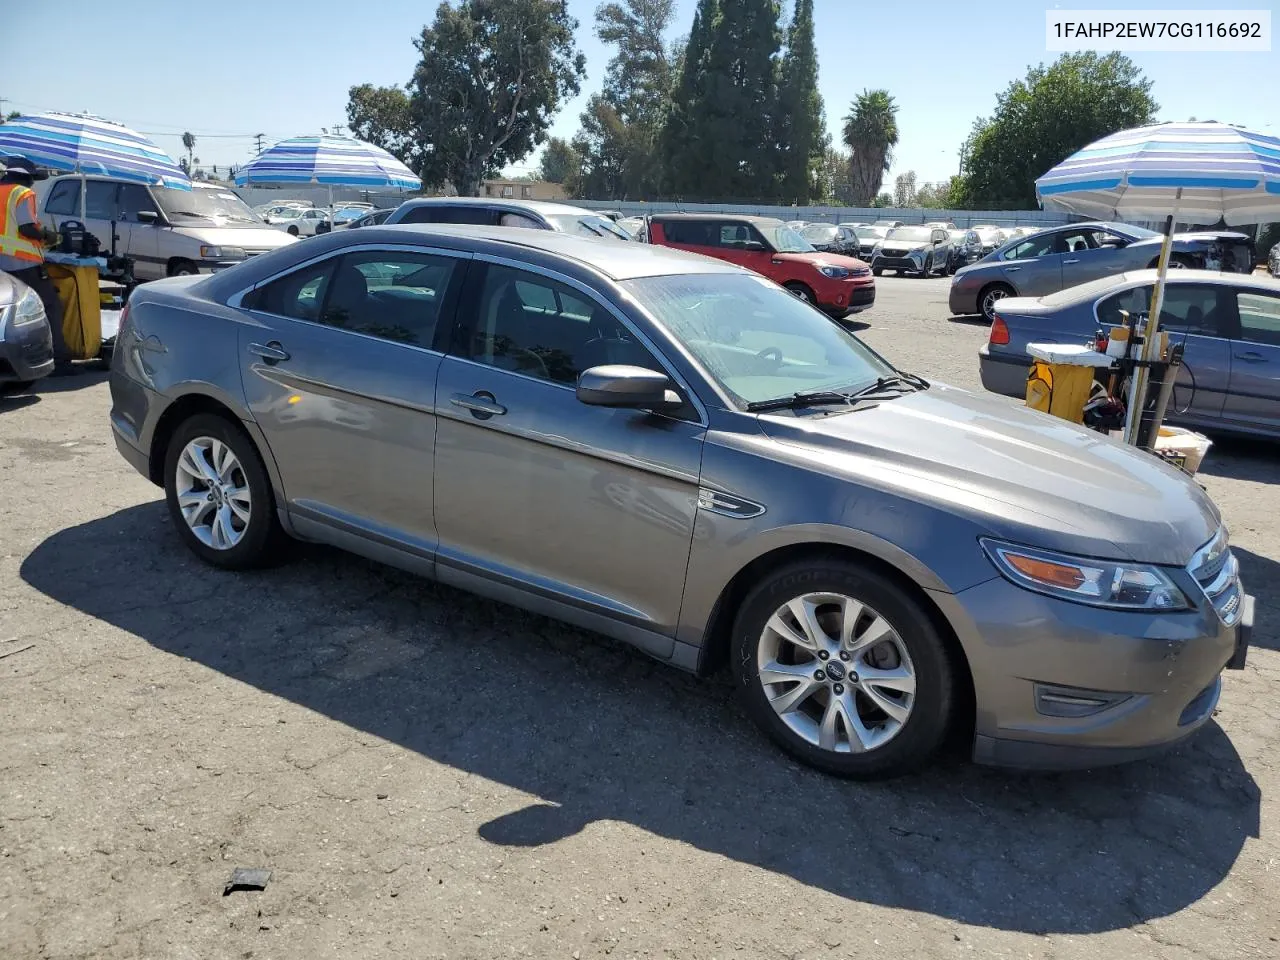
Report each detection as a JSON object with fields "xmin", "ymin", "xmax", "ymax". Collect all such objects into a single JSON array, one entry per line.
[
  {"xmin": 650, "ymin": 213, "xmax": 778, "ymax": 225},
  {"xmin": 394, "ymin": 197, "xmax": 602, "ymax": 217},
  {"xmin": 1041, "ymin": 268, "xmax": 1280, "ymax": 306}
]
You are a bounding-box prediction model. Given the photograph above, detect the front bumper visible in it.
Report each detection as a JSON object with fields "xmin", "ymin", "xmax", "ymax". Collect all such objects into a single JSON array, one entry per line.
[
  {"xmin": 872, "ymin": 253, "xmax": 925, "ymax": 273},
  {"xmin": 930, "ymin": 571, "xmax": 1253, "ymax": 771},
  {"xmin": 948, "ymin": 280, "xmax": 979, "ymax": 315},
  {"xmin": 814, "ymin": 279, "xmax": 875, "ymax": 314},
  {"xmin": 0, "ymin": 319, "xmax": 55, "ymax": 383}
]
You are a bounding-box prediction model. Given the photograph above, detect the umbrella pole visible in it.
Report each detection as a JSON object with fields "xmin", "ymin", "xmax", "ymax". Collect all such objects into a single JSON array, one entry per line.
[{"xmin": 1122, "ymin": 188, "xmax": 1181, "ymax": 446}]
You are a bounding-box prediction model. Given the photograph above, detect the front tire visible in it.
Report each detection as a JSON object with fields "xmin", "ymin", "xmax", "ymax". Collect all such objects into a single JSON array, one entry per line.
[
  {"xmin": 919, "ymin": 254, "xmax": 933, "ymax": 277},
  {"xmin": 871, "ymin": 266, "xmax": 883, "ymax": 277},
  {"xmin": 732, "ymin": 559, "xmax": 957, "ymax": 779},
  {"xmin": 168, "ymin": 260, "xmax": 199, "ymax": 277},
  {"xmin": 163, "ymin": 413, "xmax": 284, "ymax": 570},
  {"xmin": 978, "ymin": 282, "xmax": 1014, "ymax": 322},
  {"xmin": 784, "ymin": 282, "xmax": 816, "ymax": 305}
]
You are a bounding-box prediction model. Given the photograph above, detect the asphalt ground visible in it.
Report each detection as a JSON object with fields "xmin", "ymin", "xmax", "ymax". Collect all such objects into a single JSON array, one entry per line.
[{"xmin": 1, "ymin": 274, "xmax": 1277, "ymax": 959}]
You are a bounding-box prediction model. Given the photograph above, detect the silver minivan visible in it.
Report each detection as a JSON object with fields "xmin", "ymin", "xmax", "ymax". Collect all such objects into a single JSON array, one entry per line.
[{"xmin": 39, "ymin": 176, "xmax": 297, "ymax": 281}]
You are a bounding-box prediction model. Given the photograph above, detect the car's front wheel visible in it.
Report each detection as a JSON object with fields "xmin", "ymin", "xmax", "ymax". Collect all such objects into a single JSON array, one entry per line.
[
  {"xmin": 978, "ymin": 282, "xmax": 1014, "ymax": 322},
  {"xmin": 732, "ymin": 559, "xmax": 958, "ymax": 779},
  {"xmin": 163, "ymin": 413, "xmax": 284, "ymax": 570},
  {"xmin": 784, "ymin": 282, "xmax": 816, "ymax": 305}
]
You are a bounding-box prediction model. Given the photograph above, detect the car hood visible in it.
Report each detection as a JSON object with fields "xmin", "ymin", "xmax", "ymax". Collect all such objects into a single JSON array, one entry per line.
[
  {"xmin": 176, "ymin": 225, "xmax": 299, "ymax": 249},
  {"xmin": 878, "ymin": 241, "xmax": 931, "ymax": 253},
  {"xmin": 773, "ymin": 251, "xmax": 870, "ymax": 269},
  {"xmin": 756, "ymin": 383, "xmax": 1218, "ymax": 566}
]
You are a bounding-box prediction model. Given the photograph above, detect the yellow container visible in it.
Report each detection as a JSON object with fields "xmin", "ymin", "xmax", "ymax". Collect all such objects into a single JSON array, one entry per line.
[
  {"xmin": 46, "ymin": 262, "xmax": 102, "ymax": 360},
  {"xmin": 1024, "ymin": 344, "xmax": 1111, "ymax": 425}
]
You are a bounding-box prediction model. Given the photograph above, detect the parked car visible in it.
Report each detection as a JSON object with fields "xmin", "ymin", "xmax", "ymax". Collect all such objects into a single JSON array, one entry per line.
[
  {"xmin": 849, "ymin": 225, "xmax": 889, "ymax": 259},
  {"xmin": 838, "ymin": 222, "xmax": 869, "ymax": 229},
  {"xmin": 945, "ymin": 228, "xmax": 983, "ymax": 274},
  {"xmin": 872, "ymin": 219, "xmax": 904, "ymax": 228},
  {"xmin": 646, "ymin": 213, "xmax": 874, "ymax": 317},
  {"xmin": 1268, "ymin": 240, "xmax": 1280, "ymax": 278},
  {"xmin": 385, "ymin": 198, "xmax": 633, "ymax": 241},
  {"xmin": 108, "ymin": 224, "xmax": 1251, "ymax": 778},
  {"xmin": 800, "ymin": 223, "xmax": 858, "ymax": 256},
  {"xmin": 979, "ymin": 269, "xmax": 1280, "ymax": 439},
  {"xmin": 869, "ymin": 226, "xmax": 952, "ymax": 277},
  {"xmin": 971, "ymin": 226, "xmax": 1008, "ymax": 258},
  {"xmin": 344, "ymin": 208, "xmax": 396, "ymax": 229},
  {"xmin": 40, "ymin": 176, "xmax": 297, "ymax": 279},
  {"xmin": 617, "ymin": 216, "xmax": 645, "ymax": 238},
  {"xmin": 951, "ymin": 221, "xmax": 1258, "ymax": 322},
  {"xmin": 0, "ymin": 271, "xmax": 54, "ymax": 396},
  {"xmin": 924, "ymin": 220, "xmax": 957, "ymax": 229},
  {"xmin": 265, "ymin": 206, "xmax": 333, "ymax": 237},
  {"xmin": 253, "ymin": 201, "xmax": 310, "ymax": 218},
  {"xmin": 594, "ymin": 209, "xmax": 625, "ymax": 222}
]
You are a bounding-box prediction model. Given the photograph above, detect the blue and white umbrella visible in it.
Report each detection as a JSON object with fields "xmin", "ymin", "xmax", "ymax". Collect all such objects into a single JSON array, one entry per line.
[
  {"xmin": 1036, "ymin": 121, "xmax": 1280, "ymax": 446},
  {"xmin": 0, "ymin": 111, "xmax": 191, "ymax": 190},
  {"xmin": 233, "ymin": 135, "xmax": 420, "ymax": 191},
  {"xmin": 1035, "ymin": 121, "xmax": 1280, "ymax": 226}
]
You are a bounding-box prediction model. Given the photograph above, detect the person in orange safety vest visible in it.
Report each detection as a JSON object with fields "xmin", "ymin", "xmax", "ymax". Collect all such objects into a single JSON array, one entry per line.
[{"xmin": 1, "ymin": 157, "xmax": 74, "ymax": 375}]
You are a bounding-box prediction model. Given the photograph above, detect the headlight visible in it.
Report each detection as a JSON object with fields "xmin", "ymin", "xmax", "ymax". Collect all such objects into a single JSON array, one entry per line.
[
  {"xmin": 981, "ymin": 539, "xmax": 1190, "ymax": 611},
  {"xmin": 2, "ymin": 287, "xmax": 47, "ymax": 334},
  {"xmin": 200, "ymin": 245, "xmax": 247, "ymax": 260},
  {"xmin": 818, "ymin": 264, "xmax": 850, "ymax": 278}
]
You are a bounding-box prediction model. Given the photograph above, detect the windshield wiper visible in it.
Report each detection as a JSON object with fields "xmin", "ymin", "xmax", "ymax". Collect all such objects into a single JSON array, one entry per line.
[
  {"xmin": 843, "ymin": 373, "xmax": 930, "ymax": 400},
  {"xmin": 746, "ymin": 390, "xmax": 864, "ymax": 412}
]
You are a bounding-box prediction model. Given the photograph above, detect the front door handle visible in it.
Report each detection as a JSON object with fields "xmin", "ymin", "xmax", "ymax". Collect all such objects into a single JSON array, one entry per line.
[
  {"xmin": 1063, "ymin": 258, "xmax": 1080, "ymax": 264},
  {"xmin": 1234, "ymin": 351, "xmax": 1266, "ymax": 363},
  {"xmin": 248, "ymin": 341, "xmax": 289, "ymax": 363},
  {"xmin": 1005, "ymin": 266, "xmax": 1021, "ymax": 272},
  {"xmin": 450, "ymin": 391, "xmax": 507, "ymax": 419}
]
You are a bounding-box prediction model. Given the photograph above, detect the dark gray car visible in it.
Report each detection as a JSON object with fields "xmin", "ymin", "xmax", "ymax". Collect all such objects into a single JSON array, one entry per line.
[
  {"xmin": 386, "ymin": 197, "xmax": 633, "ymax": 241},
  {"xmin": 108, "ymin": 225, "xmax": 1251, "ymax": 778},
  {"xmin": 0, "ymin": 271, "xmax": 54, "ymax": 396},
  {"xmin": 951, "ymin": 221, "xmax": 1258, "ymax": 321},
  {"xmin": 980, "ymin": 269, "xmax": 1280, "ymax": 440}
]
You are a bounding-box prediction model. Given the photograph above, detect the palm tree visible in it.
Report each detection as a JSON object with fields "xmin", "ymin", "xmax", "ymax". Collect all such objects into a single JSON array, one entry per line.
[
  {"xmin": 842, "ymin": 90, "xmax": 899, "ymax": 207},
  {"xmin": 181, "ymin": 131, "xmax": 197, "ymax": 173}
]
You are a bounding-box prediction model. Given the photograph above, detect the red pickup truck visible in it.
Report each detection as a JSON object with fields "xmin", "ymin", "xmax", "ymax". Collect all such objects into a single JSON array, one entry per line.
[{"xmin": 644, "ymin": 214, "xmax": 875, "ymax": 319}]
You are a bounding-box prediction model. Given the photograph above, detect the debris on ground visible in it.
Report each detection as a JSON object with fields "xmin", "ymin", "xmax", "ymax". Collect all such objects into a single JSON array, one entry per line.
[{"xmin": 223, "ymin": 867, "xmax": 272, "ymax": 896}]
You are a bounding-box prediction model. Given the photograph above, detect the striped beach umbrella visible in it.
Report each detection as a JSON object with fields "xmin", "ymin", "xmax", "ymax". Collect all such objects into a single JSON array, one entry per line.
[
  {"xmin": 233, "ymin": 135, "xmax": 421, "ymax": 191},
  {"xmin": 0, "ymin": 111, "xmax": 191, "ymax": 189},
  {"xmin": 1035, "ymin": 121, "xmax": 1280, "ymax": 226},
  {"xmin": 1036, "ymin": 121, "xmax": 1280, "ymax": 447}
]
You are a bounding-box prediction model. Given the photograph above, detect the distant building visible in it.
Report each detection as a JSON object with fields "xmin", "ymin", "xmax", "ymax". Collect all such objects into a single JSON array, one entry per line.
[{"xmin": 481, "ymin": 178, "xmax": 567, "ymax": 201}]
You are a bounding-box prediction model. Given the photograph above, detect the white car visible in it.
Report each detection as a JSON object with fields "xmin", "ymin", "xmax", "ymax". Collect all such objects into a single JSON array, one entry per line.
[
  {"xmin": 253, "ymin": 201, "xmax": 310, "ymax": 218},
  {"xmin": 265, "ymin": 206, "xmax": 332, "ymax": 237}
]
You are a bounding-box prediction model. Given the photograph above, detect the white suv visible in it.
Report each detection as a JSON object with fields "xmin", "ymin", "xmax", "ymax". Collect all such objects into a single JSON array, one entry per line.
[{"xmin": 40, "ymin": 177, "xmax": 297, "ymax": 280}]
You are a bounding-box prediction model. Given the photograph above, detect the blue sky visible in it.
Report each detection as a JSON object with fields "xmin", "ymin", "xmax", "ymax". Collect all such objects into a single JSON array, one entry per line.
[{"xmin": 5, "ymin": 0, "xmax": 1276, "ymax": 190}]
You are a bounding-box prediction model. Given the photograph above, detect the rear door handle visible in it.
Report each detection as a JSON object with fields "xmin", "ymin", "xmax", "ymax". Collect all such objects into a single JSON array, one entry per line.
[
  {"xmin": 1234, "ymin": 351, "xmax": 1266, "ymax": 363},
  {"xmin": 450, "ymin": 391, "xmax": 507, "ymax": 418},
  {"xmin": 248, "ymin": 341, "xmax": 289, "ymax": 363}
]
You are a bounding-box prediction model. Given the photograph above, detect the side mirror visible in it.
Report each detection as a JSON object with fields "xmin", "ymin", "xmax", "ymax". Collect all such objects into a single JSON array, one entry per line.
[
  {"xmin": 577, "ymin": 365, "xmax": 680, "ymax": 410},
  {"xmin": 742, "ymin": 240, "xmax": 766, "ymax": 252},
  {"xmin": 136, "ymin": 210, "xmax": 160, "ymax": 225},
  {"xmin": 931, "ymin": 231, "xmax": 947, "ymax": 244}
]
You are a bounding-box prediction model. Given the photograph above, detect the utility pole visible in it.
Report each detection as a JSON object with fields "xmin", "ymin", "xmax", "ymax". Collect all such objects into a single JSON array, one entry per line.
[{"xmin": 254, "ymin": 133, "xmax": 265, "ymax": 154}]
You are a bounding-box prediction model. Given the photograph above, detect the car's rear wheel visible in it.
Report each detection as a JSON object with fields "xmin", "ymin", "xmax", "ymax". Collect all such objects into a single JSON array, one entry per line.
[
  {"xmin": 163, "ymin": 413, "xmax": 284, "ymax": 570},
  {"xmin": 784, "ymin": 282, "xmax": 816, "ymax": 304},
  {"xmin": 732, "ymin": 559, "xmax": 957, "ymax": 779},
  {"xmin": 978, "ymin": 282, "xmax": 1014, "ymax": 322},
  {"xmin": 287, "ymin": 225, "xmax": 300, "ymax": 237}
]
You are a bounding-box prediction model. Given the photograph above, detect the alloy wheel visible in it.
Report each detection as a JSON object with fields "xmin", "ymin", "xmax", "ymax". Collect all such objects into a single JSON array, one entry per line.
[
  {"xmin": 982, "ymin": 286, "xmax": 1009, "ymax": 320},
  {"xmin": 174, "ymin": 436, "xmax": 252, "ymax": 550},
  {"xmin": 756, "ymin": 592, "xmax": 917, "ymax": 753}
]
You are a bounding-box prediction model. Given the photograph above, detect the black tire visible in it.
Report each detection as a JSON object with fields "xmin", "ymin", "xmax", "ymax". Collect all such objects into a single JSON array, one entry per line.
[
  {"xmin": 871, "ymin": 267, "xmax": 883, "ymax": 277},
  {"xmin": 0, "ymin": 380, "xmax": 35, "ymax": 397},
  {"xmin": 978, "ymin": 282, "xmax": 1014, "ymax": 322},
  {"xmin": 784, "ymin": 282, "xmax": 816, "ymax": 305},
  {"xmin": 287, "ymin": 225, "xmax": 300, "ymax": 237},
  {"xmin": 919, "ymin": 254, "xmax": 933, "ymax": 277},
  {"xmin": 731, "ymin": 559, "xmax": 958, "ymax": 779},
  {"xmin": 168, "ymin": 260, "xmax": 199, "ymax": 277},
  {"xmin": 162, "ymin": 413, "xmax": 285, "ymax": 570}
]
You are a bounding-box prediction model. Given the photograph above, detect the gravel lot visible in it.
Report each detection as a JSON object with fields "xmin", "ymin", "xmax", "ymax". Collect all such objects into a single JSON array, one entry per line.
[{"xmin": 2, "ymin": 275, "xmax": 1277, "ymax": 959}]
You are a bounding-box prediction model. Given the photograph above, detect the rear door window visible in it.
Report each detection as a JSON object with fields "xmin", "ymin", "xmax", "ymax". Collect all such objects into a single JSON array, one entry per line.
[
  {"xmin": 84, "ymin": 181, "xmax": 119, "ymax": 219},
  {"xmin": 1236, "ymin": 291, "xmax": 1280, "ymax": 346},
  {"xmin": 661, "ymin": 220, "xmax": 715, "ymax": 246}
]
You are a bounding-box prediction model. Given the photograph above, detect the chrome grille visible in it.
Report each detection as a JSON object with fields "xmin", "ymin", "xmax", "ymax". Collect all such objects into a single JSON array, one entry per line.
[{"xmin": 1188, "ymin": 528, "xmax": 1243, "ymax": 626}]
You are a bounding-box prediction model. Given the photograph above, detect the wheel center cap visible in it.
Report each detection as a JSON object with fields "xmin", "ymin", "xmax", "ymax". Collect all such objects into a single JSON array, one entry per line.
[{"xmin": 825, "ymin": 660, "xmax": 846, "ymax": 681}]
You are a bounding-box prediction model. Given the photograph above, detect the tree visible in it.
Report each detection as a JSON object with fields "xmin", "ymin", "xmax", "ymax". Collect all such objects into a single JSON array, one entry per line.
[
  {"xmin": 570, "ymin": 0, "xmax": 676, "ymax": 199},
  {"xmin": 4, "ymin": 110, "xmax": 20, "ymax": 122},
  {"xmin": 537, "ymin": 136, "xmax": 579, "ymax": 183},
  {"xmin": 872, "ymin": 191, "xmax": 892, "ymax": 208},
  {"xmin": 842, "ymin": 90, "xmax": 898, "ymax": 207},
  {"xmin": 954, "ymin": 51, "xmax": 1157, "ymax": 208},
  {"xmin": 662, "ymin": 0, "xmax": 782, "ymax": 200},
  {"xmin": 346, "ymin": 83, "xmax": 416, "ymax": 167},
  {"xmin": 816, "ymin": 147, "xmax": 855, "ymax": 205},
  {"xmin": 914, "ymin": 178, "xmax": 958, "ymax": 208},
  {"xmin": 893, "ymin": 170, "xmax": 917, "ymax": 208},
  {"xmin": 409, "ymin": 0, "xmax": 586, "ymax": 197},
  {"xmin": 181, "ymin": 131, "xmax": 196, "ymax": 172},
  {"xmin": 774, "ymin": 0, "xmax": 825, "ymax": 204}
]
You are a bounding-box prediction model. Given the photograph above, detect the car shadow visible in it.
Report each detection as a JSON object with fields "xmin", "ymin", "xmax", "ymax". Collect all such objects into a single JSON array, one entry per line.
[
  {"xmin": 32, "ymin": 366, "xmax": 110, "ymax": 394},
  {"xmin": 1196, "ymin": 435, "xmax": 1280, "ymax": 484},
  {"xmin": 20, "ymin": 504, "xmax": 1262, "ymax": 936},
  {"xmin": 0, "ymin": 392, "xmax": 40, "ymax": 411},
  {"xmin": 947, "ymin": 313, "xmax": 990, "ymax": 326}
]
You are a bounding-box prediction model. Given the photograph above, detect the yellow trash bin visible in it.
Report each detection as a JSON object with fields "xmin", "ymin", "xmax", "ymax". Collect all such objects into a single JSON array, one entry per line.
[
  {"xmin": 1024, "ymin": 343, "xmax": 1111, "ymax": 424},
  {"xmin": 45, "ymin": 262, "xmax": 103, "ymax": 361}
]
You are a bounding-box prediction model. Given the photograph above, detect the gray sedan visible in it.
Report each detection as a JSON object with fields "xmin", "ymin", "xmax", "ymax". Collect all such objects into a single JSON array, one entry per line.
[
  {"xmin": 0, "ymin": 271, "xmax": 54, "ymax": 396},
  {"xmin": 950, "ymin": 221, "xmax": 1257, "ymax": 321},
  {"xmin": 108, "ymin": 225, "xmax": 1250, "ymax": 778},
  {"xmin": 979, "ymin": 269, "xmax": 1280, "ymax": 439}
]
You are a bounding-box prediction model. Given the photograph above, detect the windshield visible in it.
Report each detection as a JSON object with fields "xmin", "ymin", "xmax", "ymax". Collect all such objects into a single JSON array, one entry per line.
[
  {"xmin": 852, "ymin": 226, "xmax": 887, "ymax": 240},
  {"xmin": 885, "ymin": 226, "xmax": 934, "ymax": 243},
  {"xmin": 156, "ymin": 187, "xmax": 261, "ymax": 224},
  {"xmin": 544, "ymin": 213, "xmax": 633, "ymax": 241},
  {"xmin": 624, "ymin": 273, "xmax": 895, "ymax": 407},
  {"xmin": 800, "ymin": 224, "xmax": 839, "ymax": 243},
  {"xmin": 759, "ymin": 221, "xmax": 814, "ymax": 253}
]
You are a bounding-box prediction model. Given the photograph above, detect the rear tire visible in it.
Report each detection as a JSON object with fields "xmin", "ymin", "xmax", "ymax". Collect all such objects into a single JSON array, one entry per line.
[
  {"xmin": 732, "ymin": 559, "xmax": 958, "ymax": 779},
  {"xmin": 163, "ymin": 413, "xmax": 285, "ymax": 570},
  {"xmin": 287, "ymin": 225, "xmax": 300, "ymax": 237}
]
